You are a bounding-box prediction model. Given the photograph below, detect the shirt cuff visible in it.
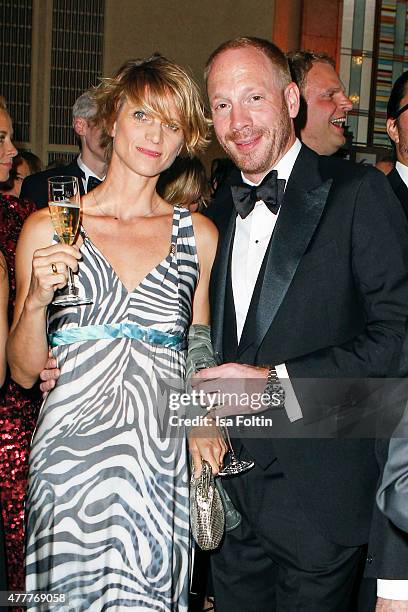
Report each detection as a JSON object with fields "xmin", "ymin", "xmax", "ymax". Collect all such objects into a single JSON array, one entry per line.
[
  {"xmin": 275, "ymin": 363, "xmax": 303, "ymax": 422},
  {"xmin": 377, "ymin": 579, "xmax": 408, "ymax": 600}
]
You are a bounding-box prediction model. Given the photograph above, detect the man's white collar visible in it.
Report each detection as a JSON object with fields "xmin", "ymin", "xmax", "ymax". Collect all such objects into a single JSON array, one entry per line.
[
  {"xmin": 396, "ymin": 161, "xmax": 408, "ymax": 188},
  {"xmin": 241, "ymin": 138, "xmax": 302, "ymax": 186},
  {"xmin": 77, "ymin": 155, "xmax": 105, "ymax": 181}
]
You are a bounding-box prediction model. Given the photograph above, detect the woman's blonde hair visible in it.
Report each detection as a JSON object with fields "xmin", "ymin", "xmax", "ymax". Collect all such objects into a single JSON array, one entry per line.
[{"xmin": 94, "ymin": 54, "xmax": 210, "ymax": 161}]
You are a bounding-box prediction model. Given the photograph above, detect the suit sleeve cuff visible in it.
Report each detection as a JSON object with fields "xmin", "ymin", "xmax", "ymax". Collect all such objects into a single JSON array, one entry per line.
[
  {"xmin": 377, "ymin": 579, "xmax": 408, "ymax": 600},
  {"xmin": 275, "ymin": 363, "xmax": 303, "ymax": 422}
]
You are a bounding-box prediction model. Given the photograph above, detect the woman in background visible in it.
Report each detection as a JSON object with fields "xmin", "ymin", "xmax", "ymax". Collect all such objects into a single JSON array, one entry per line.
[
  {"xmin": 0, "ymin": 97, "xmax": 41, "ymax": 591},
  {"xmin": 0, "ymin": 150, "xmax": 42, "ymax": 198},
  {"xmin": 0, "ymin": 251, "xmax": 8, "ymax": 591},
  {"xmin": 157, "ymin": 155, "xmax": 210, "ymax": 212},
  {"xmin": 8, "ymin": 56, "xmax": 221, "ymax": 611},
  {"xmin": 0, "ymin": 253, "xmax": 7, "ymax": 389}
]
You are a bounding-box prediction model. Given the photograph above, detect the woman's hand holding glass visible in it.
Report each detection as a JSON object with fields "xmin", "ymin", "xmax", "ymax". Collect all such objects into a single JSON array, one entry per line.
[
  {"xmin": 190, "ymin": 362, "xmax": 263, "ymax": 476},
  {"xmin": 47, "ymin": 176, "xmax": 91, "ymax": 306},
  {"xmin": 26, "ymin": 243, "xmax": 82, "ymax": 310},
  {"xmin": 188, "ymin": 417, "xmax": 227, "ymax": 478},
  {"xmin": 188, "ymin": 353, "xmax": 255, "ymax": 476}
]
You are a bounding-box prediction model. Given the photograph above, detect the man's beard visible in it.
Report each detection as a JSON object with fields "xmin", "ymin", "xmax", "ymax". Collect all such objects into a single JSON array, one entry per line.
[{"xmin": 218, "ymin": 109, "xmax": 292, "ymax": 175}]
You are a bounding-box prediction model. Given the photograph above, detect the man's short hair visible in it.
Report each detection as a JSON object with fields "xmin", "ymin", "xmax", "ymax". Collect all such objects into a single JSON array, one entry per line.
[
  {"xmin": 72, "ymin": 90, "xmax": 97, "ymax": 122},
  {"xmin": 204, "ymin": 36, "xmax": 292, "ymax": 89},
  {"xmin": 286, "ymin": 51, "xmax": 335, "ymax": 94},
  {"xmin": 387, "ymin": 71, "xmax": 408, "ymax": 119}
]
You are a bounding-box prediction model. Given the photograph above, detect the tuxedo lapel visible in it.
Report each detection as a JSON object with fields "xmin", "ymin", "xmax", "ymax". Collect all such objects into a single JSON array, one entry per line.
[
  {"xmin": 210, "ymin": 211, "xmax": 237, "ymax": 359},
  {"xmin": 238, "ymin": 146, "xmax": 333, "ymax": 358},
  {"xmin": 223, "ymin": 255, "xmax": 239, "ymax": 361}
]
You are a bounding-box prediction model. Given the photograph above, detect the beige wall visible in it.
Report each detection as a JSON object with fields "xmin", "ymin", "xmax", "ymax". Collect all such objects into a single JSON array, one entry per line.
[{"xmin": 104, "ymin": 0, "xmax": 276, "ymax": 162}]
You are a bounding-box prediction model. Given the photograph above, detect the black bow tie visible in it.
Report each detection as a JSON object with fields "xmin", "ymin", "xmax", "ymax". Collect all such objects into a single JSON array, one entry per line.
[
  {"xmin": 87, "ymin": 176, "xmax": 102, "ymax": 192},
  {"xmin": 230, "ymin": 170, "xmax": 285, "ymax": 219}
]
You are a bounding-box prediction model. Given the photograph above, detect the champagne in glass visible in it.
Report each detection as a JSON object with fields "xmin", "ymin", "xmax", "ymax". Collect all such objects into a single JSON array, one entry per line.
[
  {"xmin": 49, "ymin": 201, "xmax": 80, "ymax": 246},
  {"xmin": 48, "ymin": 176, "xmax": 92, "ymax": 306}
]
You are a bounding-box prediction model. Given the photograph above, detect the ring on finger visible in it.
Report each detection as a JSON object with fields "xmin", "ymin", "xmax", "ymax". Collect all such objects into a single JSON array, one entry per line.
[{"xmin": 51, "ymin": 263, "xmax": 58, "ymax": 275}]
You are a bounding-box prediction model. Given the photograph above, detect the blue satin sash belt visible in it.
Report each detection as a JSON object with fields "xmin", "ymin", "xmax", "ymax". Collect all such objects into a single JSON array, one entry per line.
[{"xmin": 48, "ymin": 322, "xmax": 186, "ymax": 350}]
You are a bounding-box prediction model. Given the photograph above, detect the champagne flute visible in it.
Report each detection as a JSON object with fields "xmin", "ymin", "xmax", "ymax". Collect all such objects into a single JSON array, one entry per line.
[
  {"xmin": 48, "ymin": 176, "xmax": 92, "ymax": 306},
  {"xmin": 217, "ymin": 423, "xmax": 254, "ymax": 477},
  {"xmin": 193, "ymin": 353, "xmax": 254, "ymax": 477}
]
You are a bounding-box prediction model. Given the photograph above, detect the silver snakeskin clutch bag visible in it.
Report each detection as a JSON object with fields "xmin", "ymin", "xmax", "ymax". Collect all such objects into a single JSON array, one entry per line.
[{"xmin": 190, "ymin": 460, "xmax": 225, "ymax": 550}]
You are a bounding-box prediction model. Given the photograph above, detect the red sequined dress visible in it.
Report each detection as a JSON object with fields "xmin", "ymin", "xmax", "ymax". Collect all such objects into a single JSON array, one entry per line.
[{"xmin": 0, "ymin": 194, "xmax": 41, "ymax": 590}]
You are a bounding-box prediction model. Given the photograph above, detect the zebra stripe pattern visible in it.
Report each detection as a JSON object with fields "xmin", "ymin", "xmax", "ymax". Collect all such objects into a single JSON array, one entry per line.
[{"xmin": 26, "ymin": 207, "xmax": 198, "ymax": 611}]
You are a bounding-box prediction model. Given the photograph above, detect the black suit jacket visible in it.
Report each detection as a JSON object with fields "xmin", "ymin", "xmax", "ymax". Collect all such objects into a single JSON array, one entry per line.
[
  {"xmin": 209, "ymin": 145, "xmax": 408, "ymax": 547},
  {"xmin": 20, "ymin": 158, "xmax": 85, "ymax": 209},
  {"xmin": 361, "ymin": 166, "xmax": 408, "ymax": 578},
  {"xmin": 388, "ymin": 167, "xmax": 408, "ymax": 221}
]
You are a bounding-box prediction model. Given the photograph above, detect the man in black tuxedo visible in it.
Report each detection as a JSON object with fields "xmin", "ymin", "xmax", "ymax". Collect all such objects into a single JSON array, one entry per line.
[
  {"xmin": 287, "ymin": 53, "xmax": 408, "ymax": 609},
  {"xmin": 360, "ymin": 72, "xmax": 408, "ymax": 610},
  {"xmin": 189, "ymin": 37, "xmax": 408, "ymax": 611},
  {"xmin": 386, "ymin": 71, "xmax": 408, "ymax": 220},
  {"xmin": 20, "ymin": 90, "xmax": 106, "ymax": 208}
]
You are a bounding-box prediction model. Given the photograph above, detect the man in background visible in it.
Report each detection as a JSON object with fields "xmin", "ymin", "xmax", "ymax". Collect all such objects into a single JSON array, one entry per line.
[
  {"xmin": 385, "ymin": 70, "xmax": 408, "ymax": 220},
  {"xmin": 359, "ymin": 72, "xmax": 408, "ymax": 612},
  {"xmin": 287, "ymin": 50, "xmax": 353, "ymax": 156},
  {"xmin": 288, "ymin": 50, "xmax": 408, "ymax": 612},
  {"xmin": 21, "ymin": 90, "xmax": 106, "ymax": 208}
]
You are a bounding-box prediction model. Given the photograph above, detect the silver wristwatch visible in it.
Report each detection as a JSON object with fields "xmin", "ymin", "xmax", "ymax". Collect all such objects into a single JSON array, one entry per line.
[{"xmin": 264, "ymin": 366, "xmax": 285, "ymax": 408}]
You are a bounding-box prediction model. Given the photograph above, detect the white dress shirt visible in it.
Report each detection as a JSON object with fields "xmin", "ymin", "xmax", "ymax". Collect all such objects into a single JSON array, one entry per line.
[
  {"xmin": 77, "ymin": 155, "xmax": 105, "ymax": 193},
  {"xmin": 396, "ymin": 161, "xmax": 408, "ymax": 187},
  {"xmin": 231, "ymin": 138, "xmax": 303, "ymax": 422}
]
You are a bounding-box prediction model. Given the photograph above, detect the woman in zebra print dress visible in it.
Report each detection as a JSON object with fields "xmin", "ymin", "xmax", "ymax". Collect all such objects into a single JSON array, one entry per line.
[{"xmin": 8, "ymin": 56, "xmax": 224, "ymax": 611}]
